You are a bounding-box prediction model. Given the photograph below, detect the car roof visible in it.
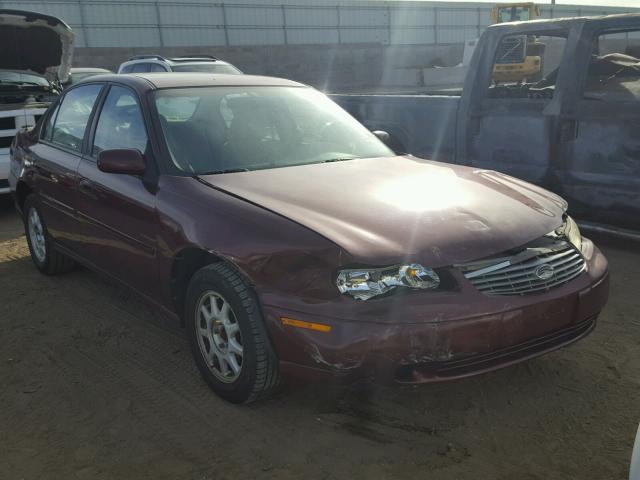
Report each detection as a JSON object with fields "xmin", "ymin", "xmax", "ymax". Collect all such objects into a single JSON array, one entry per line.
[
  {"xmin": 121, "ymin": 56, "xmax": 233, "ymax": 66},
  {"xmin": 75, "ymin": 73, "xmax": 307, "ymax": 90}
]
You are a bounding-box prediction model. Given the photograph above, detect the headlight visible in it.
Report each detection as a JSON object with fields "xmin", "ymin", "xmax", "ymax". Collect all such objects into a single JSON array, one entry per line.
[
  {"xmin": 336, "ymin": 263, "xmax": 440, "ymax": 301},
  {"xmin": 556, "ymin": 215, "xmax": 582, "ymax": 251}
]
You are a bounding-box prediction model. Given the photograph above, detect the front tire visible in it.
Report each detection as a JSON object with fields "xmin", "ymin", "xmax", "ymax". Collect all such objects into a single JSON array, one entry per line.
[
  {"xmin": 185, "ymin": 262, "xmax": 279, "ymax": 403},
  {"xmin": 23, "ymin": 194, "xmax": 75, "ymax": 275}
]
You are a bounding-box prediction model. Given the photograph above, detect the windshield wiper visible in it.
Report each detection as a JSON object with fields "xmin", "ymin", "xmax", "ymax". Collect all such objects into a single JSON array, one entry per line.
[
  {"xmin": 322, "ymin": 157, "xmax": 359, "ymax": 163},
  {"xmin": 199, "ymin": 168, "xmax": 249, "ymax": 175}
]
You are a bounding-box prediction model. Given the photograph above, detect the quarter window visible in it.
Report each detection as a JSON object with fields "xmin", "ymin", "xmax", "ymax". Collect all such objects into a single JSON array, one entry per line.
[
  {"xmin": 41, "ymin": 101, "xmax": 60, "ymax": 141},
  {"xmin": 51, "ymin": 84, "xmax": 102, "ymax": 153},
  {"xmin": 92, "ymin": 85, "xmax": 148, "ymax": 155}
]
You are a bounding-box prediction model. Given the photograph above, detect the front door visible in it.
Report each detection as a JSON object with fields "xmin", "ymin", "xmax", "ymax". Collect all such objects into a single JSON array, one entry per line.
[
  {"xmin": 465, "ymin": 32, "xmax": 569, "ymax": 189},
  {"xmin": 74, "ymin": 84, "xmax": 160, "ymax": 298}
]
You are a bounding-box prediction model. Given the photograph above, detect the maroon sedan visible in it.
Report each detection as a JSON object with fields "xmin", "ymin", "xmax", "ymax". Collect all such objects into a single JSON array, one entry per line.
[{"xmin": 9, "ymin": 73, "xmax": 609, "ymax": 403}]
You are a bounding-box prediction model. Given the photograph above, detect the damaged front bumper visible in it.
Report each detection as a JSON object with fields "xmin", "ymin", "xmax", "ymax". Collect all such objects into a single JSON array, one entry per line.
[{"xmin": 262, "ymin": 238, "xmax": 609, "ymax": 384}]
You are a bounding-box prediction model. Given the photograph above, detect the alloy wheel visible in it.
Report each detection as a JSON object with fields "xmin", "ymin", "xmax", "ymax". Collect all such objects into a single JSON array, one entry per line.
[
  {"xmin": 195, "ymin": 291, "xmax": 244, "ymax": 383},
  {"xmin": 28, "ymin": 207, "xmax": 47, "ymax": 263}
]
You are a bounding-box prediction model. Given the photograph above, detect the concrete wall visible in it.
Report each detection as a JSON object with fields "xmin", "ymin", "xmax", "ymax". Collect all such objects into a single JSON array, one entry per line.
[{"xmin": 73, "ymin": 43, "xmax": 464, "ymax": 91}]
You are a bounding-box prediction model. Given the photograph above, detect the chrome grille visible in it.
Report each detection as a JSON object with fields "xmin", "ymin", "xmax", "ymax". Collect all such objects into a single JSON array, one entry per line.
[{"xmin": 461, "ymin": 242, "xmax": 586, "ymax": 296}]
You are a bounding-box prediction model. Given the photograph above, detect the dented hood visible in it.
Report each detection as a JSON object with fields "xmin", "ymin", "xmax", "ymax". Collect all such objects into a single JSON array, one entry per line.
[
  {"xmin": 201, "ymin": 156, "xmax": 568, "ymax": 266},
  {"xmin": 0, "ymin": 10, "xmax": 74, "ymax": 83}
]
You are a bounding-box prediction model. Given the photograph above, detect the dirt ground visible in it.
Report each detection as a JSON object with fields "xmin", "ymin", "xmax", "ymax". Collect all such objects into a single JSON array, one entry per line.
[{"xmin": 0, "ymin": 197, "xmax": 639, "ymax": 480}]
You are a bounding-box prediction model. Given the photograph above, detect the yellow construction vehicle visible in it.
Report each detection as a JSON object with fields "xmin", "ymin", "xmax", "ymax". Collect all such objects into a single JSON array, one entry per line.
[{"xmin": 491, "ymin": 3, "xmax": 545, "ymax": 82}]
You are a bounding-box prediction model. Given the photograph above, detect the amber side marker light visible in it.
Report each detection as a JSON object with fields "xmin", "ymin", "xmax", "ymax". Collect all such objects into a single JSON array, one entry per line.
[{"xmin": 280, "ymin": 317, "xmax": 332, "ymax": 333}]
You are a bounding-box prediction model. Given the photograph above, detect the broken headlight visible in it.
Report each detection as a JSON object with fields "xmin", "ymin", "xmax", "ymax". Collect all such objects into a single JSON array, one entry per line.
[
  {"xmin": 336, "ymin": 264, "xmax": 440, "ymax": 301},
  {"xmin": 556, "ymin": 215, "xmax": 582, "ymax": 251}
]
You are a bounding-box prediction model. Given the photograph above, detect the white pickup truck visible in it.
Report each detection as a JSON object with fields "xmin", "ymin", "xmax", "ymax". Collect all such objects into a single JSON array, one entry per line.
[{"xmin": 0, "ymin": 9, "xmax": 73, "ymax": 194}]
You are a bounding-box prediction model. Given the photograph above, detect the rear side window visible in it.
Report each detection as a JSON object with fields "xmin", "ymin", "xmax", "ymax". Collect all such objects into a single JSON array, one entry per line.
[
  {"xmin": 51, "ymin": 84, "xmax": 102, "ymax": 153},
  {"xmin": 584, "ymin": 29, "xmax": 640, "ymax": 102},
  {"xmin": 92, "ymin": 85, "xmax": 148, "ymax": 155},
  {"xmin": 131, "ymin": 63, "xmax": 151, "ymax": 73},
  {"xmin": 149, "ymin": 63, "xmax": 167, "ymax": 72}
]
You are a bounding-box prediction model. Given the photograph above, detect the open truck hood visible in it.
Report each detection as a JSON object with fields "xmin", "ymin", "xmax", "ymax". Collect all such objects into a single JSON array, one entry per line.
[
  {"xmin": 200, "ymin": 156, "xmax": 569, "ymax": 267},
  {"xmin": 0, "ymin": 10, "xmax": 74, "ymax": 84}
]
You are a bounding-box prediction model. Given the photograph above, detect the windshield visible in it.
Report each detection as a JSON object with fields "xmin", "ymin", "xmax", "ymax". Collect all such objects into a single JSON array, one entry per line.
[
  {"xmin": 498, "ymin": 7, "xmax": 531, "ymax": 22},
  {"xmin": 0, "ymin": 71, "xmax": 50, "ymax": 87},
  {"xmin": 154, "ymin": 86, "xmax": 394, "ymax": 174},
  {"xmin": 171, "ymin": 64, "xmax": 242, "ymax": 74}
]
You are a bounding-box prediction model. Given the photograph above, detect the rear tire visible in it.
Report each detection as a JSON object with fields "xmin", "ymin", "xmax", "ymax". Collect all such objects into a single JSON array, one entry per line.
[
  {"xmin": 185, "ymin": 262, "xmax": 280, "ymax": 403},
  {"xmin": 23, "ymin": 194, "xmax": 75, "ymax": 275}
]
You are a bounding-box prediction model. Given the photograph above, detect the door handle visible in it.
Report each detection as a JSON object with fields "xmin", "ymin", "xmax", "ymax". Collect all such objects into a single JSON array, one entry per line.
[{"xmin": 78, "ymin": 179, "xmax": 98, "ymax": 199}]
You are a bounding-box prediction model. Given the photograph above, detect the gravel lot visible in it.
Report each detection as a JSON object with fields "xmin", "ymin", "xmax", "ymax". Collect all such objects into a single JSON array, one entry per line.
[{"xmin": 1, "ymin": 197, "xmax": 639, "ymax": 480}]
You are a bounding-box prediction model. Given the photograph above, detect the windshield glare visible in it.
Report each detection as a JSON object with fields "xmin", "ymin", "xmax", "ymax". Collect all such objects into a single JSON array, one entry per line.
[
  {"xmin": 154, "ymin": 86, "xmax": 394, "ymax": 174},
  {"xmin": 171, "ymin": 64, "xmax": 242, "ymax": 74}
]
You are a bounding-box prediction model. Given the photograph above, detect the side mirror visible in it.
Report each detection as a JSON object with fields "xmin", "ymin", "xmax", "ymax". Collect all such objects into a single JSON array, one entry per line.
[
  {"xmin": 372, "ymin": 130, "xmax": 390, "ymax": 143},
  {"xmin": 97, "ymin": 148, "xmax": 146, "ymax": 175}
]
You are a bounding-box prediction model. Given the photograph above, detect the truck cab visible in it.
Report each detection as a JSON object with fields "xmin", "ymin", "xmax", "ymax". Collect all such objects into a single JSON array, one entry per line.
[{"xmin": 333, "ymin": 14, "xmax": 640, "ymax": 234}]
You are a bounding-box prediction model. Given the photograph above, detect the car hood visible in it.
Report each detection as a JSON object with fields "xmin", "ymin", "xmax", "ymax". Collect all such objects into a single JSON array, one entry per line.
[
  {"xmin": 0, "ymin": 10, "xmax": 74, "ymax": 83},
  {"xmin": 200, "ymin": 156, "xmax": 568, "ymax": 266}
]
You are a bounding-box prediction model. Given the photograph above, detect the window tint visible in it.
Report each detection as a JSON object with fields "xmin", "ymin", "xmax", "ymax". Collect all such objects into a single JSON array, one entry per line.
[
  {"xmin": 92, "ymin": 85, "xmax": 147, "ymax": 156},
  {"xmin": 584, "ymin": 29, "xmax": 640, "ymax": 102},
  {"xmin": 149, "ymin": 63, "xmax": 167, "ymax": 72},
  {"xmin": 120, "ymin": 64, "xmax": 134, "ymax": 74},
  {"xmin": 51, "ymin": 84, "xmax": 102, "ymax": 152},
  {"xmin": 41, "ymin": 101, "xmax": 60, "ymax": 141}
]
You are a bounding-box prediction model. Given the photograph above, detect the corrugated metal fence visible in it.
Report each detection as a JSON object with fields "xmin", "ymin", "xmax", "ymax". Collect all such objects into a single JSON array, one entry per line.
[{"xmin": 2, "ymin": 0, "xmax": 638, "ymax": 48}]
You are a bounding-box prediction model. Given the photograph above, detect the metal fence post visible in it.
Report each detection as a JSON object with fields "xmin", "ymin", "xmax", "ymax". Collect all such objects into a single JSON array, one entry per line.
[
  {"xmin": 281, "ymin": 4, "xmax": 287, "ymax": 45},
  {"xmin": 221, "ymin": 2, "xmax": 230, "ymax": 46},
  {"xmin": 434, "ymin": 7, "xmax": 439, "ymax": 45},
  {"xmin": 336, "ymin": 4, "xmax": 341, "ymax": 44},
  {"xmin": 155, "ymin": 1, "xmax": 165, "ymax": 47},
  {"xmin": 78, "ymin": 0, "xmax": 90, "ymax": 48},
  {"xmin": 387, "ymin": 5, "xmax": 392, "ymax": 46}
]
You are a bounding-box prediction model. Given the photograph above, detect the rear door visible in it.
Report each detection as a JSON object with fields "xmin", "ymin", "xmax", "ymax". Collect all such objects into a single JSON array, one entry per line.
[
  {"xmin": 464, "ymin": 31, "xmax": 569, "ymax": 187},
  {"xmin": 557, "ymin": 26, "xmax": 640, "ymax": 231},
  {"xmin": 31, "ymin": 83, "xmax": 103, "ymax": 247},
  {"xmin": 74, "ymin": 84, "xmax": 160, "ymax": 298}
]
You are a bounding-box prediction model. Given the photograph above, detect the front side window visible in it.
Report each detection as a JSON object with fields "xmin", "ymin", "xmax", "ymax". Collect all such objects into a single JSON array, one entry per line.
[
  {"xmin": 92, "ymin": 85, "xmax": 147, "ymax": 156},
  {"xmin": 51, "ymin": 84, "xmax": 102, "ymax": 152},
  {"xmin": 489, "ymin": 33, "xmax": 568, "ymax": 99},
  {"xmin": 154, "ymin": 86, "xmax": 393, "ymax": 174}
]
